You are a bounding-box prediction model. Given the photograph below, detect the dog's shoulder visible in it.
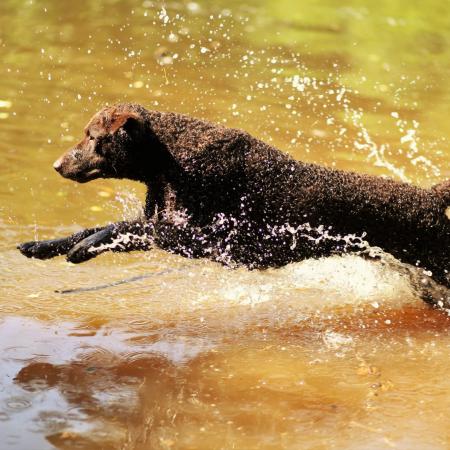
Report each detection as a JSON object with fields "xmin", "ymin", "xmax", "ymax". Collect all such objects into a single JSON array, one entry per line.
[{"xmin": 147, "ymin": 111, "xmax": 255, "ymax": 174}]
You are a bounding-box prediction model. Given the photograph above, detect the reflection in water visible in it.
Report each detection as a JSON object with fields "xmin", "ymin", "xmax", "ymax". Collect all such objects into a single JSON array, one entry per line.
[
  {"xmin": 3, "ymin": 307, "xmax": 450, "ymax": 449},
  {"xmin": 0, "ymin": 0, "xmax": 449, "ymax": 448}
]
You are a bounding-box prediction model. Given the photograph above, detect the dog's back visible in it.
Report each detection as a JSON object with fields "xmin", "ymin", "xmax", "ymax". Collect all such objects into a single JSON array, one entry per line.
[{"xmin": 147, "ymin": 111, "xmax": 449, "ymax": 286}]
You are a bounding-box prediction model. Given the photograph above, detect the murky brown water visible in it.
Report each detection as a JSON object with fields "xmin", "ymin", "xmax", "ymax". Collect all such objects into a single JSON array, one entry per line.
[{"xmin": 1, "ymin": 0, "xmax": 449, "ymax": 448}]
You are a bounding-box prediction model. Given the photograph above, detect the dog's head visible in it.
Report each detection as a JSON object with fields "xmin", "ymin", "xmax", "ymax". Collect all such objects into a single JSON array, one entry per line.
[{"xmin": 53, "ymin": 104, "xmax": 152, "ymax": 183}]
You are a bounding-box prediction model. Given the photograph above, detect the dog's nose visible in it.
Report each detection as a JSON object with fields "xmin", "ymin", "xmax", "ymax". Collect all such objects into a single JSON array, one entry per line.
[{"xmin": 53, "ymin": 158, "xmax": 63, "ymax": 173}]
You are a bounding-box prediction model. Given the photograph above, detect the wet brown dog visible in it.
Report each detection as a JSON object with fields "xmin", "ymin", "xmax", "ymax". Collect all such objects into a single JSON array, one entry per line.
[{"xmin": 18, "ymin": 104, "xmax": 449, "ymax": 297}]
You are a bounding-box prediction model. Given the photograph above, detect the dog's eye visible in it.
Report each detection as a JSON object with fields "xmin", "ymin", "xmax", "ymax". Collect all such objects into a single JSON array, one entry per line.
[{"xmin": 86, "ymin": 130, "xmax": 96, "ymax": 141}]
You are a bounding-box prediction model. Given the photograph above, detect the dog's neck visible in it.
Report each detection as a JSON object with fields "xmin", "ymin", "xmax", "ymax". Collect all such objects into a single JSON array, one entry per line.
[{"xmin": 139, "ymin": 137, "xmax": 185, "ymax": 219}]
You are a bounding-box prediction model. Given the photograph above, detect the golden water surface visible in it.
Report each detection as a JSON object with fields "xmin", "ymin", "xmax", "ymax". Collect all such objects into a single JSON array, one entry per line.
[{"xmin": 0, "ymin": 0, "xmax": 449, "ymax": 448}]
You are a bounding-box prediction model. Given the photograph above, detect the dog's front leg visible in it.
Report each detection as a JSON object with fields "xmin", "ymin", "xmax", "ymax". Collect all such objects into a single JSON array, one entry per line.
[
  {"xmin": 18, "ymin": 227, "xmax": 106, "ymax": 260},
  {"xmin": 66, "ymin": 221, "xmax": 154, "ymax": 264}
]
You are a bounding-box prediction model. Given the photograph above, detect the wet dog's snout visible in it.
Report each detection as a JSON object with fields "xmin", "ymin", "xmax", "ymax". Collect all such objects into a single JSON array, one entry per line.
[{"xmin": 53, "ymin": 157, "xmax": 63, "ymax": 173}]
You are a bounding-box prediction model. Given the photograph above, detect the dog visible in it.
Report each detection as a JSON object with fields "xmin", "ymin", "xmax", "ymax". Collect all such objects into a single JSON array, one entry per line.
[{"xmin": 18, "ymin": 103, "xmax": 450, "ymax": 298}]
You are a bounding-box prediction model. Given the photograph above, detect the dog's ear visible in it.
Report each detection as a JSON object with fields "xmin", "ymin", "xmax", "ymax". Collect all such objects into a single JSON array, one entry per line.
[{"xmin": 109, "ymin": 112, "xmax": 141, "ymax": 135}]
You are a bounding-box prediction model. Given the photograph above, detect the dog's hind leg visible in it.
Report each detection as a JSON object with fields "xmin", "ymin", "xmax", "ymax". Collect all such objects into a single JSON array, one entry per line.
[
  {"xmin": 359, "ymin": 248, "xmax": 450, "ymax": 308},
  {"xmin": 408, "ymin": 270, "xmax": 450, "ymax": 309},
  {"xmin": 66, "ymin": 221, "xmax": 154, "ymax": 264},
  {"xmin": 18, "ymin": 227, "xmax": 105, "ymax": 260}
]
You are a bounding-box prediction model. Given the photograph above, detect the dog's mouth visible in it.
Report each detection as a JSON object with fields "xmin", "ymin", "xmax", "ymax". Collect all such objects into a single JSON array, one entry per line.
[
  {"xmin": 63, "ymin": 168, "xmax": 103, "ymax": 183},
  {"xmin": 54, "ymin": 156, "xmax": 104, "ymax": 183}
]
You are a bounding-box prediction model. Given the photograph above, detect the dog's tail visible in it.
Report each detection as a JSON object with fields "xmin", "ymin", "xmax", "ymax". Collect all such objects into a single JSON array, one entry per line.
[{"xmin": 432, "ymin": 180, "xmax": 450, "ymax": 203}]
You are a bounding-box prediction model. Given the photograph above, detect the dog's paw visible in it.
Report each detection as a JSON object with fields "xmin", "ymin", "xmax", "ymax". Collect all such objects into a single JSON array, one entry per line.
[
  {"xmin": 66, "ymin": 228, "xmax": 114, "ymax": 263},
  {"xmin": 17, "ymin": 241, "xmax": 55, "ymax": 259},
  {"xmin": 66, "ymin": 242, "xmax": 96, "ymax": 264},
  {"xmin": 17, "ymin": 241, "xmax": 36, "ymax": 258}
]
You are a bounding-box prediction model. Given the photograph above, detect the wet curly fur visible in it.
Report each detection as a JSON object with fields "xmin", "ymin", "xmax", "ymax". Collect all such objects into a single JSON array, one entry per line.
[{"xmin": 19, "ymin": 103, "xmax": 449, "ymax": 294}]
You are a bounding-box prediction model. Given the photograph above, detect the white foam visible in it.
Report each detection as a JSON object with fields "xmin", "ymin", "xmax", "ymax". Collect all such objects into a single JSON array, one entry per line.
[{"xmin": 191, "ymin": 254, "xmax": 417, "ymax": 314}]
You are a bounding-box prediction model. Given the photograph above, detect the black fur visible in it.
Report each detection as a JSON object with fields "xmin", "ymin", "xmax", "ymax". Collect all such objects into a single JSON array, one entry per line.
[{"xmin": 19, "ymin": 103, "xmax": 449, "ymax": 292}]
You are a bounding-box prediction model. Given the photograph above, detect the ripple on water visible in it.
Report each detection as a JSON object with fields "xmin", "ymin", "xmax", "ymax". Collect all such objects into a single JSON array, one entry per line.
[{"xmin": 5, "ymin": 397, "xmax": 31, "ymax": 411}]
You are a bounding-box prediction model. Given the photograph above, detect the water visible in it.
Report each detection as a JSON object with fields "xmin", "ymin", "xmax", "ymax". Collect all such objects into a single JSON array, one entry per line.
[{"xmin": 0, "ymin": 0, "xmax": 449, "ymax": 448}]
